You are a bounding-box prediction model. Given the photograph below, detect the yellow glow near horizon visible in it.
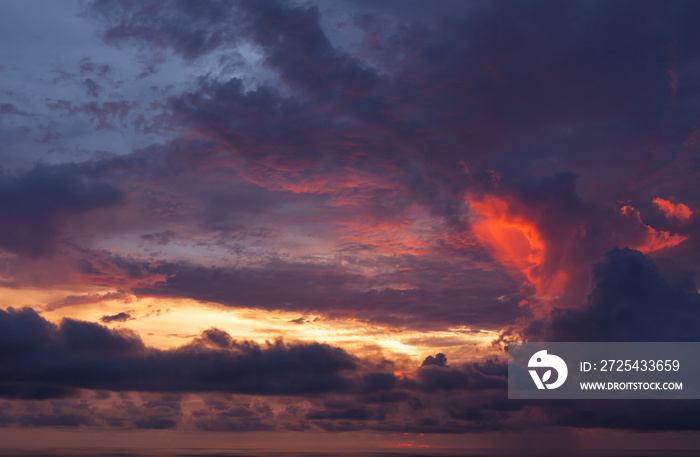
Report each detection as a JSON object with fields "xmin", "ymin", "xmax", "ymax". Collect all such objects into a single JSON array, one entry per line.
[{"xmin": 1, "ymin": 286, "xmax": 503, "ymax": 368}]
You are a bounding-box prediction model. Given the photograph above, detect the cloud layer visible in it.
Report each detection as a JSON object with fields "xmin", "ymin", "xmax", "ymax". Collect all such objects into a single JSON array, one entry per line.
[{"xmin": 0, "ymin": 0, "xmax": 699, "ymax": 444}]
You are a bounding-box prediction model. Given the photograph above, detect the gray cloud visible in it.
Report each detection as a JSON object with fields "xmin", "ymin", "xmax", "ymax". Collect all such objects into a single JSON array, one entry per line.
[
  {"xmin": 0, "ymin": 307, "xmax": 357, "ymax": 399},
  {"xmin": 0, "ymin": 164, "xmax": 123, "ymax": 257}
]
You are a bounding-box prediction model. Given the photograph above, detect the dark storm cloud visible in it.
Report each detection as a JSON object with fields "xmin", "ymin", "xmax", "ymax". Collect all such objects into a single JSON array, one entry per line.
[
  {"xmin": 0, "ymin": 307, "xmax": 357, "ymax": 399},
  {"xmin": 289, "ymin": 360, "xmax": 514, "ymax": 433},
  {"xmin": 0, "ymin": 165, "xmax": 123, "ymax": 257},
  {"xmin": 240, "ymin": 0, "xmax": 388, "ymax": 128},
  {"xmin": 83, "ymin": 0, "xmax": 700, "ymax": 237},
  {"xmin": 85, "ymin": 0, "xmax": 462, "ymax": 216},
  {"xmin": 165, "ymin": 73, "xmax": 471, "ymax": 234},
  {"xmin": 87, "ymin": 0, "xmax": 383, "ymax": 112},
  {"xmin": 385, "ymin": 1, "xmax": 700, "ymax": 177},
  {"xmin": 471, "ymin": 246, "xmax": 700, "ymax": 427},
  {"xmin": 528, "ymin": 247, "xmax": 700, "ymax": 342},
  {"xmin": 391, "ymin": 359, "xmax": 700, "ymax": 433},
  {"xmin": 168, "ymin": 77, "xmax": 359, "ymax": 170},
  {"xmin": 93, "ymin": 0, "xmax": 699, "ymax": 186}
]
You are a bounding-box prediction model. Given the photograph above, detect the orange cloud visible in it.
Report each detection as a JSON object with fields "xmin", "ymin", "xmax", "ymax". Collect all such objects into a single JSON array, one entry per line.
[
  {"xmin": 467, "ymin": 195, "xmax": 567, "ymax": 308},
  {"xmin": 620, "ymin": 205, "xmax": 687, "ymax": 253},
  {"xmin": 652, "ymin": 197, "xmax": 693, "ymax": 222}
]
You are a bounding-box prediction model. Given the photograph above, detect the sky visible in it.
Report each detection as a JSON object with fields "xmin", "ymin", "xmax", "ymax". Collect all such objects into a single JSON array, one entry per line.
[{"xmin": 1, "ymin": 0, "xmax": 700, "ymax": 455}]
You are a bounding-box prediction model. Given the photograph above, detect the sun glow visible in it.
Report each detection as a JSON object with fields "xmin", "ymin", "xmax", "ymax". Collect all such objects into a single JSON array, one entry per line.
[{"xmin": 1, "ymin": 285, "xmax": 500, "ymax": 368}]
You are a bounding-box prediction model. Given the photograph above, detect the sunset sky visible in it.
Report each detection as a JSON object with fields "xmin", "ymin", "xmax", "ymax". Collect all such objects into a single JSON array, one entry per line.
[{"xmin": 1, "ymin": 1, "xmax": 700, "ymax": 455}]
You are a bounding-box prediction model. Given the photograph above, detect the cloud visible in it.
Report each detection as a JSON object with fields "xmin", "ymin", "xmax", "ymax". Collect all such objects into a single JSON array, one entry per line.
[
  {"xmin": 466, "ymin": 173, "xmax": 691, "ymax": 316},
  {"xmin": 46, "ymin": 99, "xmax": 136, "ymax": 130},
  {"xmin": 2, "ymin": 0, "xmax": 698, "ymax": 439},
  {"xmin": 78, "ymin": 1, "xmax": 700, "ymax": 315},
  {"xmin": 0, "ymin": 165, "xmax": 123, "ymax": 257},
  {"xmin": 0, "ymin": 307, "xmax": 357, "ymax": 399},
  {"xmin": 84, "ymin": 0, "xmax": 462, "ymax": 221},
  {"xmin": 0, "ymin": 103, "xmax": 30, "ymax": 116},
  {"xmin": 527, "ymin": 247, "xmax": 700, "ymax": 342},
  {"xmin": 401, "ymin": 361, "xmax": 507, "ymax": 393},
  {"xmin": 129, "ymin": 259, "xmax": 524, "ymax": 329},
  {"xmin": 47, "ymin": 291, "xmax": 131, "ymax": 311},
  {"xmin": 139, "ymin": 230, "xmax": 177, "ymax": 246},
  {"xmin": 86, "ymin": 0, "xmax": 246, "ymax": 62},
  {"xmin": 653, "ymin": 197, "xmax": 693, "ymax": 222},
  {"xmin": 306, "ymin": 406, "xmax": 374, "ymax": 421},
  {"xmin": 100, "ymin": 312, "xmax": 133, "ymax": 323},
  {"xmin": 87, "ymin": 0, "xmax": 382, "ymax": 113},
  {"xmin": 4, "ymin": 306, "xmax": 700, "ymax": 434},
  {"xmin": 421, "ymin": 353, "xmax": 447, "ymax": 367},
  {"xmin": 194, "ymin": 415, "xmax": 276, "ymax": 432},
  {"xmin": 83, "ymin": 78, "xmax": 103, "ymax": 98}
]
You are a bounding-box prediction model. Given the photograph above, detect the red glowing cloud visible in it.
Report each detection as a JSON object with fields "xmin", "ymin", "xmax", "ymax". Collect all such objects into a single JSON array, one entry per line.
[
  {"xmin": 652, "ymin": 198, "xmax": 693, "ymax": 222},
  {"xmin": 339, "ymin": 217, "xmax": 431, "ymax": 256},
  {"xmin": 620, "ymin": 205, "xmax": 687, "ymax": 253},
  {"xmin": 468, "ymin": 195, "xmax": 567, "ymax": 308}
]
